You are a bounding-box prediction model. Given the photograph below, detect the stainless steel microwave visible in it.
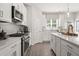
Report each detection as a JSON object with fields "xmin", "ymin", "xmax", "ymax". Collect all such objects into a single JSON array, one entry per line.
[{"xmin": 11, "ymin": 6, "xmax": 23, "ymax": 22}]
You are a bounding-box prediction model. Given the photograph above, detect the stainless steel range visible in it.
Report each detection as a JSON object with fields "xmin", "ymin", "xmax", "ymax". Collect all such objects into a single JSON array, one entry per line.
[
  {"xmin": 19, "ymin": 25, "xmax": 30, "ymax": 56},
  {"xmin": 21, "ymin": 34, "xmax": 30, "ymax": 56}
]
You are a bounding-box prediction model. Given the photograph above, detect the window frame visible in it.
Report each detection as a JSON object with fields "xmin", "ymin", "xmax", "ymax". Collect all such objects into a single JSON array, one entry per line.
[{"xmin": 47, "ymin": 18, "xmax": 58, "ymax": 30}]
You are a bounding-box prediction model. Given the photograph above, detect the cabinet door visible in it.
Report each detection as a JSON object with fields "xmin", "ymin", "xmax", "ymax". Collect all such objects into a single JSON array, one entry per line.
[
  {"xmin": 51, "ymin": 35, "xmax": 56, "ymax": 53},
  {"xmin": 9, "ymin": 40, "xmax": 21, "ymax": 56},
  {"xmin": 0, "ymin": 3, "xmax": 12, "ymax": 22},
  {"xmin": 50, "ymin": 35, "xmax": 53, "ymax": 48},
  {"xmin": 0, "ymin": 47, "xmax": 11, "ymax": 56},
  {"xmin": 10, "ymin": 49, "xmax": 17, "ymax": 56},
  {"xmin": 12, "ymin": 3, "xmax": 22, "ymax": 12},
  {"xmin": 55, "ymin": 37, "xmax": 60, "ymax": 56},
  {"xmin": 61, "ymin": 44, "xmax": 68, "ymax": 56},
  {"xmin": 61, "ymin": 40, "xmax": 79, "ymax": 56},
  {"xmin": 67, "ymin": 49, "xmax": 78, "ymax": 56},
  {"xmin": 9, "ymin": 43, "xmax": 17, "ymax": 56},
  {"xmin": 16, "ymin": 40, "xmax": 21, "ymax": 56},
  {"xmin": 61, "ymin": 40, "xmax": 68, "ymax": 56}
]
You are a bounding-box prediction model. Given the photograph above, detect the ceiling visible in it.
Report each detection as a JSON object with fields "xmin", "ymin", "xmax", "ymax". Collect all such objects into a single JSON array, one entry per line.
[{"xmin": 28, "ymin": 3, "xmax": 79, "ymax": 13}]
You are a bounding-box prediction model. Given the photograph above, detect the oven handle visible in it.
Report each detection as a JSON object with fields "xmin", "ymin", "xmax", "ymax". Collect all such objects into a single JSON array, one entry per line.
[
  {"xmin": 24, "ymin": 38, "xmax": 29, "ymax": 42},
  {"xmin": 21, "ymin": 36, "xmax": 30, "ymax": 40},
  {"xmin": 26, "ymin": 37, "xmax": 30, "ymax": 39}
]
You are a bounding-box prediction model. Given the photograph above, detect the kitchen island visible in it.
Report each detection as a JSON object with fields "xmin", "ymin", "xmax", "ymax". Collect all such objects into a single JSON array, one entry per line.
[{"xmin": 50, "ymin": 32, "xmax": 79, "ymax": 56}]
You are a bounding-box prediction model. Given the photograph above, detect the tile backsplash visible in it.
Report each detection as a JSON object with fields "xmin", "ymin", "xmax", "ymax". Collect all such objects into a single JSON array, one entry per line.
[
  {"xmin": 0, "ymin": 10, "xmax": 3, "ymax": 17},
  {"xmin": 0, "ymin": 22, "xmax": 19, "ymax": 35}
]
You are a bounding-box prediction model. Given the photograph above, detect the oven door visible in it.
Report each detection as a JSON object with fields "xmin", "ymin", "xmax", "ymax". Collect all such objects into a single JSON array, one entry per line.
[
  {"xmin": 24, "ymin": 38, "xmax": 29, "ymax": 53},
  {"xmin": 21, "ymin": 36, "xmax": 30, "ymax": 56}
]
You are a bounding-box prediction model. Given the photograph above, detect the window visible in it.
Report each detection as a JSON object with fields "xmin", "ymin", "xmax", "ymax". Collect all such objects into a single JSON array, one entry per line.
[{"xmin": 47, "ymin": 18, "xmax": 58, "ymax": 30}]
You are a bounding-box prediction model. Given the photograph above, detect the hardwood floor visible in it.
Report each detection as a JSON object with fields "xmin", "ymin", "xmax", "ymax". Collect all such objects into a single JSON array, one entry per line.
[{"xmin": 26, "ymin": 42, "xmax": 55, "ymax": 56}]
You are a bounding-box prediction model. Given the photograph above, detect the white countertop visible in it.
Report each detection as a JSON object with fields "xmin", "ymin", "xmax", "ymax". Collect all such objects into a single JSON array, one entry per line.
[
  {"xmin": 51, "ymin": 32, "xmax": 79, "ymax": 47},
  {"xmin": 0, "ymin": 37, "xmax": 21, "ymax": 50}
]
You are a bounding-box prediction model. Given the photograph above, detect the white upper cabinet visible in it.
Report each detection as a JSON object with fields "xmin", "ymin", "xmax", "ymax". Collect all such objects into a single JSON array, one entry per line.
[
  {"xmin": 12, "ymin": 3, "xmax": 27, "ymax": 25},
  {"xmin": 21, "ymin": 4, "xmax": 27, "ymax": 26},
  {"xmin": 0, "ymin": 3, "xmax": 27, "ymax": 25},
  {"xmin": 12, "ymin": 3, "xmax": 22, "ymax": 13},
  {"xmin": 0, "ymin": 3, "xmax": 12, "ymax": 22}
]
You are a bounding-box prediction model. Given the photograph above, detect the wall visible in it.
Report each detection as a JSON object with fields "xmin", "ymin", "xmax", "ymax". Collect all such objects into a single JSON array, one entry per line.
[
  {"xmin": 26, "ymin": 4, "xmax": 47, "ymax": 45},
  {"xmin": 74, "ymin": 12, "xmax": 79, "ymax": 32},
  {"xmin": 59, "ymin": 13, "xmax": 76, "ymax": 32},
  {"xmin": 0, "ymin": 22, "xmax": 19, "ymax": 35}
]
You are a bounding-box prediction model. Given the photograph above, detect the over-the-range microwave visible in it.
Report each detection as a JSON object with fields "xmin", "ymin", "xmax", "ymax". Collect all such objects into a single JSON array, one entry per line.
[{"xmin": 11, "ymin": 6, "xmax": 23, "ymax": 22}]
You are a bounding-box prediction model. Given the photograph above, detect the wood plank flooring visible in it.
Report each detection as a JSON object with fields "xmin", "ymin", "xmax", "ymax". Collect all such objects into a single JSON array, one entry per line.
[{"xmin": 27, "ymin": 42, "xmax": 55, "ymax": 56}]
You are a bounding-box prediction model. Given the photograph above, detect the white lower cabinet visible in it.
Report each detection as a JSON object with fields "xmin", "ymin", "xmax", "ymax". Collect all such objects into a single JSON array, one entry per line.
[
  {"xmin": 51, "ymin": 34, "xmax": 79, "ymax": 56},
  {"xmin": 0, "ymin": 39, "xmax": 21, "ymax": 56},
  {"xmin": 55, "ymin": 37, "xmax": 60, "ymax": 56},
  {"xmin": 61, "ymin": 40, "xmax": 68, "ymax": 56},
  {"xmin": 61, "ymin": 39, "xmax": 79, "ymax": 56},
  {"xmin": 50, "ymin": 35, "xmax": 56, "ymax": 53},
  {"xmin": 61, "ymin": 46, "xmax": 68, "ymax": 56},
  {"xmin": 10, "ymin": 40, "xmax": 21, "ymax": 56},
  {"xmin": 10, "ymin": 48, "xmax": 17, "ymax": 56},
  {"xmin": 9, "ymin": 43, "xmax": 17, "ymax": 56},
  {"xmin": 16, "ymin": 40, "xmax": 21, "ymax": 56},
  {"xmin": 51, "ymin": 34, "xmax": 61, "ymax": 56},
  {"xmin": 67, "ymin": 49, "xmax": 78, "ymax": 56},
  {"xmin": 0, "ymin": 47, "xmax": 11, "ymax": 56}
]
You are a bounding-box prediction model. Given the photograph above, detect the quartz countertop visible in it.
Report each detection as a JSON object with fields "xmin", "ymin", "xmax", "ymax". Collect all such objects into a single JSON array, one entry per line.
[
  {"xmin": 51, "ymin": 32, "xmax": 79, "ymax": 47},
  {"xmin": 0, "ymin": 37, "xmax": 21, "ymax": 50}
]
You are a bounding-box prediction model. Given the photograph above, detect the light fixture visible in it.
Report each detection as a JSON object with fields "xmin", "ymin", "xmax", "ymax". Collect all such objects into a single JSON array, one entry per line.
[{"xmin": 67, "ymin": 3, "xmax": 70, "ymax": 17}]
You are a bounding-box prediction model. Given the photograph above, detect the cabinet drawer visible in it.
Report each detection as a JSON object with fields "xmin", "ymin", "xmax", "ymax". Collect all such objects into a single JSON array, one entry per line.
[
  {"xmin": 0, "ymin": 46, "xmax": 10, "ymax": 56},
  {"xmin": 67, "ymin": 48, "xmax": 78, "ymax": 56},
  {"xmin": 61, "ymin": 39, "xmax": 79, "ymax": 55},
  {"xmin": 61, "ymin": 39, "xmax": 68, "ymax": 46},
  {"xmin": 66, "ymin": 42, "xmax": 79, "ymax": 55},
  {"xmin": 9, "ymin": 42, "xmax": 17, "ymax": 51},
  {"xmin": 61, "ymin": 40, "xmax": 68, "ymax": 56}
]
